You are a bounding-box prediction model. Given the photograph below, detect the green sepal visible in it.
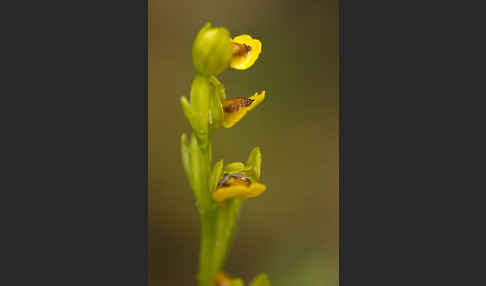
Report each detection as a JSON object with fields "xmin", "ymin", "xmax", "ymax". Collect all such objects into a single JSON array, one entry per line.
[
  {"xmin": 244, "ymin": 146, "xmax": 262, "ymax": 180},
  {"xmin": 208, "ymin": 76, "xmax": 225, "ymax": 130},
  {"xmin": 223, "ymin": 147, "xmax": 262, "ymax": 181},
  {"xmin": 180, "ymin": 96, "xmax": 195, "ymax": 128},
  {"xmin": 190, "ymin": 75, "xmax": 211, "ymax": 138},
  {"xmin": 210, "ymin": 76, "xmax": 226, "ymax": 101},
  {"xmin": 210, "ymin": 160, "xmax": 224, "ymax": 194},
  {"xmin": 189, "ymin": 134, "xmax": 202, "ymax": 203},
  {"xmin": 224, "ymin": 162, "xmax": 246, "ymax": 174},
  {"xmin": 249, "ymin": 273, "xmax": 271, "ymax": 286}
]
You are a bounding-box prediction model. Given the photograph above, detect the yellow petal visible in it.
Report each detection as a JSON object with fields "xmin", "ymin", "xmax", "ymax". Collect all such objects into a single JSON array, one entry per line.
[
  {"xmin": 213, "ymin": 185, "xmax": 248, "ymax": 202},
  {"xmin": 230, "ymin": 34, "xmax": 262, "ymax": 70},
  {"xmin": 243, "ymin": 182, "xmax": 267, "ymax": 199},
  {"xmin": 222, "ymin": 91, "xmax": 266, "ymax": 128},
  {"xmin": 222, "ymin": 107, "xmax": 247, "ymax": 128},
  {"xmin": 247, "ymin": 90, "xmax": 265, "ymax": 111},
  {"xmin": 212, "ymin": 182, "xmax": 267, "ymax": 202}
]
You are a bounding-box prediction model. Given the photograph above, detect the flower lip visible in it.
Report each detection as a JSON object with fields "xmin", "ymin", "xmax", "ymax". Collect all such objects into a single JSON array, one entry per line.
[
  {"xmin": 212, "ymin": 172, "xmax": 266, "ymax": 202},
  {"xmin": 230, "ymin": 34, "xmax": 262, "ymax": 70},
  {"xmin": 222, "ymin": 91, "xmax": 265, "ymax": 128},
  {"xmin": 223, "ymin": 98, "xmax": 254, "ymax": 113}
]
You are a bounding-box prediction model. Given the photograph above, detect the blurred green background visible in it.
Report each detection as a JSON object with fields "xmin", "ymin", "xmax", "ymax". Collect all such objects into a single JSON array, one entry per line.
[{"xmin": 149, "ymin": 0, "xmax": 338, "ymax": 285}]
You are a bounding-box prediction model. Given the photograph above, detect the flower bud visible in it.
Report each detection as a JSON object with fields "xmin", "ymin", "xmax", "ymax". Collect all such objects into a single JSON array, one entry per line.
[{"xmin": 192, "ymin": 23, "xmax": 232, "ymax": 76}]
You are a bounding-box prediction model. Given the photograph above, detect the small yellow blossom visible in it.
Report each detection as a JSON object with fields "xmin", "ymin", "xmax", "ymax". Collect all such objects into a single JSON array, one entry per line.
[
  {"xmin": 230, "ymin": 35, "xmax": 262, "ymax": 70},
  {"xmin": 214, "ymin": 271, "xmax": 232, "ymax": 286},
  {"xmin": 222, "ymin": 91, "xmax": 266, "ymax": 128},
  {"xmin": 212, "ymin": 173, "xmax": 266, "ymax": 202}
]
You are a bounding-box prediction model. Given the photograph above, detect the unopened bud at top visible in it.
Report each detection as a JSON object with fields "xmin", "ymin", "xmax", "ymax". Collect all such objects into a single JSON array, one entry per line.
[{"xmin": 192, "ymin": 23, "xmax": 232, "ymax": 76}]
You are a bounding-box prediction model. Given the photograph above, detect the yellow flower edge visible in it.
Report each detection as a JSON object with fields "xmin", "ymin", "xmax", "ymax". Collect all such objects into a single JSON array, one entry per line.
[
  {"xmin": 230, "ymin": 34, "xmax": 262, "ymax": 70},
  {"xmin": 212, "ymin": 182, "xmax": 267, "ymax": 202},
  {"xmin": 222, "ymin": 91, "xmax": 266, "ymax": 128},
  {"xmin": 247, "ymin": 90, "xmax": 265, "ymax": 111}
]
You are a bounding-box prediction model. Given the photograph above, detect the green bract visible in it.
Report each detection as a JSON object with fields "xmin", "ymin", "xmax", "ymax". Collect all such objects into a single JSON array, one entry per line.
[
  {"xmin": 191, "ymin": 75, "xmax": 211, "ymax": 136},
  {"xmin": 193, "ymin": 22, "xmax": 232, "ymax": 76}
]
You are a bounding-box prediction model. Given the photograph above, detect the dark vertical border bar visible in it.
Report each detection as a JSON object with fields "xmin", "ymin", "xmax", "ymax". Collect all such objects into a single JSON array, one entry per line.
[
  {"xmin": 339, "ymin": 0, "xmax": 343, "ymax": 283},
  {"xmin": 3, "ymin": 0, "xmax": 148, "ymax": 285},
  {"xmin": 340, "ymin": 0, "xmax": 451, "ymax": 283}
]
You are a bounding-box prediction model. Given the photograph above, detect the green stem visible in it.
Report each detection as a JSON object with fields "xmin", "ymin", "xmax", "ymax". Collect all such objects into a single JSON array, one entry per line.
[
  {"xmin": 198, "ymin": 209, "xmax": 217, "ymax": 286},
  {"xmin": 196, "ymin": 133, "xmax": 217, "ymax": 286},
  {"xmin": 198, "ymin": 195, "xmax": 241, "ymax": 286},
  {"xmin": 189, "ymin": 76, "xmax": 241, "ymax": 286}
]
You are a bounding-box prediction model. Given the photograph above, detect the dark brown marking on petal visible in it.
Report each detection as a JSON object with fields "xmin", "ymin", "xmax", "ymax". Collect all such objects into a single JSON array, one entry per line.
[
  {"xmin": 232, "ymin": 42, "xmax": 252, "ymax": 57},
  {"xmin": 223, "ymin": 98, "xmax": 254, "ymax": 113},
  {"xmin": 217, "ymin": 173, "xmax": 251, "ymax": 188}
]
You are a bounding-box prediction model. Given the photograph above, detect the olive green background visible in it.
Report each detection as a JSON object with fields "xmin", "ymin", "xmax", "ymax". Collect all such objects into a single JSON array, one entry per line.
[{"xmin": 149, "ymin": 0, "xmax": 338, "ymax": 285}]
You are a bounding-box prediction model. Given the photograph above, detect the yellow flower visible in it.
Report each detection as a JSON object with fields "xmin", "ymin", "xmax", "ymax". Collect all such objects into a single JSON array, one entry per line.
[
  {"xmin": 230, "ymin": 35, "xmax": 262, "ymax": 70},
  {"xmin": 212, "ymin": 173, "xmax": 267, "ymax": 202},
  {"xmin": 214, "ymin": 271, "xmax": 232, "ymax": 286},
  {"xmin": 222, "ymin": 90, "xmax": 266, "ymax": 128}
]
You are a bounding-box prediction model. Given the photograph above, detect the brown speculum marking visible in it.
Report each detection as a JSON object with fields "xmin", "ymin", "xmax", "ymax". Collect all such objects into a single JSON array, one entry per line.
[
  {"xmin": 217, "ymin": 173, "xmax": 251, "ymax": 188},
  {"xmin": 223, "ymin": 98, "xmax": 254, "ymax": 113},
  {"xmin": 232, "ymin": 42, "xmax": 252, "ymax": 57}
]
